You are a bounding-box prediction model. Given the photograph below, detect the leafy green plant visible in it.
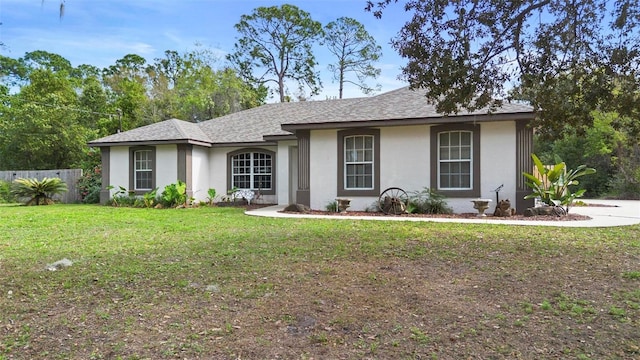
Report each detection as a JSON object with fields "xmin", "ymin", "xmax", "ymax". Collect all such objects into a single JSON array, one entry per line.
[
  {"xmin": 143, "ymin": 188, "xmax": 158, "ymax": 208},
  {"xmin": 325, "ymin": 200, "xmax": 338, "ymax": 212},
  {"xmin": 408, "ymin": 187, "xmax": 452, "ymax": 214},
  {"xmin": 0, "ymin": 180, "xmax": 15, "ymax": 203},
  {"xmin": 77, "ymin": 148, "xmax": 103, "ymax": 204},
  {"xmin": 11, "ymin": 177, "xmax": 68, "ymax": 205},
  {"xmin": 106, "ymin": 185, "xmax": 129, "ymax": 207},
  {"xmin": 77, "ymin": 165, "xmax": 102, "ymax": 204},
  {"xmin": 606, "ymin": 144, "xmax": 640, "ymax": 199},
  {"xmin": 523, "ymin": 154, "xmax": 596, "ymax": 213},
  {"xmin": 161, "ymin": 180, "xmax": 187, "ymax": 208},
  {"xmin": 206, "ymin": 188, "xmax": 217, "ymax": 205}
]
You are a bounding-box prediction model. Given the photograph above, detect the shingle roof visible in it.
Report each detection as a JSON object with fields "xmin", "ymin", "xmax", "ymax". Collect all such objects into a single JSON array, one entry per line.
[
  {"xmin": 197, "ymin": 98, "xmax": 363, "ymax": 144},
  {"xmin": 89, "ymin": 98, "xmax": 364, "ymax": 146},
  {"xmin": 88, "ymin": 118, "xmax": 212, "ymax": 145},
  {"xmin": 283, "ymin": 87, "xmax": 534, "ymax": 125},
  {"xmin": 89, "ymin": 87, "xmax": 534, "ymax": 146}
]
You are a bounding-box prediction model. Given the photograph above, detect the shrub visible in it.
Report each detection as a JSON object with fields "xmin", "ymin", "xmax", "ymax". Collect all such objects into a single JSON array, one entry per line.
[
  {"xmin": 606, "ymin": 172, "xmax": 640, "ymax": 199},
  {"xmin": 326, "ymin": 201, "xmax": 338, "ymax": 212},
  {"xmin": 105, "ymin": 186, "xmax": 158, "ymax": 208},
  {"xmin": 76, "ymin": 147, "xmax": 103, "ymax": 204},
  {"xmin": 0, "ymin": 180, "xmax": 15, "ymax": 203},
  {"xmin": 365, "ymin": 201, "xmax": 379, "ymax": 212},
  {"xmin": 11, "ymin": 177, "xmax": 68, "ymax": 205},
  {"xmin": 77, "ymin": 165, "xmax": 102, "ymax": 204},
  {"xmin": 160, "ymin": 181, "xmax": 187, "ymax": 208},
  {"xmin": 408, "ymin": 188, "xmax": 452, "ymax": 214},
  {"xmin": 106, "ymin": 185, "xmax": 130, "ymax": 207},
  {"xmin": 523, "ymin": 154, "xmax": 596, "ymax": 213},
  {"xmin": 605, "ymin": 145, "xmax": 640, "ymax": 199},
  {"xmin": 142, "ymin": 188, "xmax": 158, "ymax": 208}
]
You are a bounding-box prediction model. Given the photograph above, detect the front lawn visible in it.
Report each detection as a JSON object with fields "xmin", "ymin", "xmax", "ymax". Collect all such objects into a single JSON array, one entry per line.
[{"xmin": 1, "ymin": 205, "xmax": 639, "ymax": 359}]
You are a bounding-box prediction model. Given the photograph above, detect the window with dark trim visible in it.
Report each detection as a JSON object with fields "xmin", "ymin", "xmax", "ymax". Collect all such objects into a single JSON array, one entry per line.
[
  {"xmin": 430, "ymin": 124, "xmax": 480, "ymax": 197},
  {"xmin": 337, "ymin": 128, "xmax": 380, "ymax": 197},
  {"xmin": 345, "ymin": 135, "xmax": 374, "ymax": 189},
  {"xmin": 129, "ymin": 146, "xmax": 156, "ymax": 194},
  {"xmin": 227, "ymin": 149, "xmax": 276, "ymax": 195},
  {"xmin": 438, "ymin": 131, "xmax": 472, "ymax": 189}
]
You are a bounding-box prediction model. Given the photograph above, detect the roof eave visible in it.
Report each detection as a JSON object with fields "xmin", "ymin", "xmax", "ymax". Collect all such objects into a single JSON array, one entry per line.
[
  {"xmin": 263, "ymin": 134, "xmax": 297, "ymax": 142},
  {"xmin": 281, "ymin": 112, "xmax": 535, "ymax": 131},
  {"xmin": 210, "ymin": 141, "xmax": 278, "ymax": 148},
  {"xmin": 88, "ymin": 139, "xmax": 212, "ymax": 148}
]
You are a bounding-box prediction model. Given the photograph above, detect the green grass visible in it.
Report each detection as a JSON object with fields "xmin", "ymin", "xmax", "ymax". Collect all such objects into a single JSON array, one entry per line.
[{"xmin": 1, "ymin": 204, "xmax": 639, "ymax": 359}]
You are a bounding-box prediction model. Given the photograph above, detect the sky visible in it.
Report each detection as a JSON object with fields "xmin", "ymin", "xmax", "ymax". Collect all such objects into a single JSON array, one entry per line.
[{"xmin": 0, "ymin": 0, "xmax": 412, "ymax": 101}]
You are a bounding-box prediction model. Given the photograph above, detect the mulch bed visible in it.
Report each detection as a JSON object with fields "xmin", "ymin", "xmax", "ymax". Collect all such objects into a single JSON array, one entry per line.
[
  {"xmin": 278, "ymin": 202, "xmax": 625, "ymax": 221},
  {"xmin": 295, "ymin": 210, "xmax": 591, "ymax": 221}
]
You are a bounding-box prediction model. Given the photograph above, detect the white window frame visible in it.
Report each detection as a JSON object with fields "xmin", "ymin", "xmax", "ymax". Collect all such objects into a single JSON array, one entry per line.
[
  {"xmin": 437, "ymin": 130, "xmax": 473, "ymax": 190},
  {"xmin": 134, "ymin": 149, "xmax": 153, "ymax": 190},
  {"xmin": 231, "ymin": 151, "xmax": 273, "ymax": 191},
  {"xmin": 343, "ymin": 134, "xmax": 375, "ymax": 190}
]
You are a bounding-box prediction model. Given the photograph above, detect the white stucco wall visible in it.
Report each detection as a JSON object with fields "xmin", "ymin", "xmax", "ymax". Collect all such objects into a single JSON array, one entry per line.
[
  {"xmin": 309, "ymin": 130, "xmax": 339, "ymax": 210},
  {"xmin": 379, "ymin": 125, "xmax": 431, "ymax": 194},
  {"xmin": 106, "ymin": 144, "xmax": 177, "ymax": 197},
  {"xmin": 437, "ymin": 121, "xmax": 518, "ymax": 214},
  {"xmin": 208, "ymin": 147, "xmax": 231, "ymax": 199},
  {"xmin": 480, "ymin": 122, "xmax": 516, "ymax": 200},
  {"xmin": 109, "ymin": 146, "xmax": 129, "ymax": 193},
  {"xmin": 276, "ymin": 140, "xmax": 297, "ymax": 206},
  {"xmin": 307, "ymin": 121, "xmax": 519, "ymax": 213},
  {"xmin": 191, "ymin": 145, "xmax": 210, "ymax": 201},
  {"xmin": 156, "ymin": 145, "xmax": 178, "ymax": 190},
  {"xmin": 309, "ymin": 126, "xmax": 431, "ymax": 211}
]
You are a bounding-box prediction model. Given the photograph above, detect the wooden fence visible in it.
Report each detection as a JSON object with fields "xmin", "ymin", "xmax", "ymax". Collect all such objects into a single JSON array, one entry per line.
[
  {"xmin": 532, "ymin": 165, "xmax": 564, "ymax": 189},
  {"xmin": 0, "ymin": 169, "xmax": 83, "ymax": 203}
]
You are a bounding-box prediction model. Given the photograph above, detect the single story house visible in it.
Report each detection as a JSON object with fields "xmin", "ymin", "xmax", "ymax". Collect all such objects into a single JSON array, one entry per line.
[{"xmin": 89, "ymin": 87, "xmax": 535, "ymax": 213}]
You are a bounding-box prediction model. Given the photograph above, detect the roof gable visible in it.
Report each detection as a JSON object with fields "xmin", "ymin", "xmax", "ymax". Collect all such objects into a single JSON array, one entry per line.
[{"xmin": 89, "ymin": 118, "xmax": 212, "ymax": 146}]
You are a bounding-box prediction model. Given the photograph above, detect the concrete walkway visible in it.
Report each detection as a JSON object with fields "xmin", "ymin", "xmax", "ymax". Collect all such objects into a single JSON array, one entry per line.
[{"xmin": 246, "ymin": 199, "xmax": 640, "ymax": 228}]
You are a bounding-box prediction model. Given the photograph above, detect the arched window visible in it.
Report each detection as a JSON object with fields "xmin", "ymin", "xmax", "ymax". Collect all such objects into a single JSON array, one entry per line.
[{"xmin": 229, "ymin": 150, "xmax": 274, "ymax": 193}]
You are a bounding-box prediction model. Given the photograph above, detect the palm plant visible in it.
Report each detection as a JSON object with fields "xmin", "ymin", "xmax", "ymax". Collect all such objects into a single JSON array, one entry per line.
[{"xmin": 11, "ymin": 177, "xmax": 68, "ymax": 205}]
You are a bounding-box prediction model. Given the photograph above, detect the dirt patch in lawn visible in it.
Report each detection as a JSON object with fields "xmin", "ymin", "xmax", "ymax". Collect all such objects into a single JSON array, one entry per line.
[{"xmin": 8, "ymin": 248, "xmax": 637, "ymax": 359}]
